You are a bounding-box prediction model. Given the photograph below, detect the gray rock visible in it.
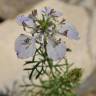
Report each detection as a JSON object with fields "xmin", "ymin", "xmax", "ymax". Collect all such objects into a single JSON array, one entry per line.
[{"xmin": 0, "ymin": 0, "xmax": 42, "ymax": 19}]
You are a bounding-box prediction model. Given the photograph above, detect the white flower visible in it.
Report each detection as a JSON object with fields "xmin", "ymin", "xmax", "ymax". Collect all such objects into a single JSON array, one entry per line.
[
  {"xmin": 41, "ymin": 7, "xmax": 63, "ymax": 17},
  {"xmin": 15, "ymin": 34, "xmax": 36, "ymax": 59},
  {"xmin": 16, "ymin": 16, "xmax": 35, "ymax": 27},
  {"xmin": 47, "ymin": 39, "xmax": 66, "ymax": 61},
  {"xmin": 58, "ymin": 21, "xmax": 79, "ymax": 40}
]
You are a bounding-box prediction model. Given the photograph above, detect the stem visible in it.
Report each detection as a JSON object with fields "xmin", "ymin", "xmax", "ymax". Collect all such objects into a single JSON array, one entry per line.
[
  {"xmin": 65, "ymin": 58, "xmax": 69, "ymax": 74},
  {"xmin": 20, "ymin": 84, "xmax": 42, "ymax": 88},
  {"xmin": 43, "ymin": 35, "xmax": 56, "ymax": 78}
]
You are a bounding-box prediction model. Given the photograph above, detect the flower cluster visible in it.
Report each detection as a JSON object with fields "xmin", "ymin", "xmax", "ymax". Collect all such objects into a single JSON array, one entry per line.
[
  {"xmin": 15, "ymin": 7, "xmax": 79, "ymax": 61},
  {"xmin": 15, "ymin": 7, "xmax": 82, "ymax": 96}
]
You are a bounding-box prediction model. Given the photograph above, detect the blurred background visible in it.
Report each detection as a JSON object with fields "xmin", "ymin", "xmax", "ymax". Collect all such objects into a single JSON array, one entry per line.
[{"xmin": 0, "ymin": 0, "xmax": 96, "ymax": 96}]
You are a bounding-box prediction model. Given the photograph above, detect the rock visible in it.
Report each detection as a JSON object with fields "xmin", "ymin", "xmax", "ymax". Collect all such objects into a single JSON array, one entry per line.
[
  {"xmin": 0, "ymin": 20, "xmax": 24, "ymax": 89},
  {"xmin": 76, "ymin": 9, "xmax": 96, "ymax": 96},
  {"xmin": 0, "ymin": 0, "xmax": 95, "ymax": 93},
  {"xmin": 0, "ymin": 0, "xmax": 42, "ymax": 19}
]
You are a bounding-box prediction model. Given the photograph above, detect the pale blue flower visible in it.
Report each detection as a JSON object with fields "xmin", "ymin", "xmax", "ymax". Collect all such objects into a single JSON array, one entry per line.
[
  {"xmin": 15, "ymin": 34, "xmax": 36, "ymax": 59},
  {"xmin": 15, "ymin": 33, "xmax": 66, "ymax": 60},
  {"xmin": 41, "ymin": 7, "xmax": 63, "ymax": 17},
  {"xmin": 15, "ymin": 7, "xmax": 79, "ymax": 61},
  {"xmin": 41, "ymin": 7, "xmax": 51, "ymax": 15},
  {"xmin": 47, "ymin": 39, "xmax": 66, "ymax": 61},
  {"xmin": 16, "ymin": 16, "xmax": 35, "ymax": 27},
  {"xmin": 58, "ymin": 21, "xmax": 79, "ymax": 40}
]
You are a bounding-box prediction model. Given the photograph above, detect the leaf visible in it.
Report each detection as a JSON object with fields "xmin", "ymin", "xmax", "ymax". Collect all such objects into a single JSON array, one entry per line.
[
  {"xmin": 29, "ymin": 61, "xmax": 42, "ymax": 80},
  {"xmin": 24, "ymin": 61, "xmax": 32, "ymax": 65},
  {"xmin": 24, "ymin": 60, "xmax": 38, "ymax": 65},
  {"xmin": 35, "ymin": 69, "xmax": 42, "ymax": 79},
  {"xmin": 68, "ymin": 68, "xmax": 82, "ymax": 83},
  {"xmin": 47, "ymin": 58, "xmax": 53, "ymax": 69},
  {"xmin": 24, "ymin": 68, "xmax": 32, "ymax": 70}
]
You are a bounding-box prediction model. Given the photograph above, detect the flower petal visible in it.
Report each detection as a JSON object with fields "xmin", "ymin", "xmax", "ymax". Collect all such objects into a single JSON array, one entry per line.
[
  {"xmin": 41, "ymin": 7, "xmax": 62, "ymax": 17},
  {"xmin": 59, "ymin": 21, "xmax": 79, "ymax": 40},
  {"xmin": 16, "ymin": 16, "xmax": 35, "ymax": 27},
  {"xmin": 41, "ymin": 7, "xmax": 51, "ymax": 15},
  {"xmin": 47, "ymin": 39, "xmax": 66, "ymax": 61},
  {"xmin": 52, "ymin": 11, "xmax": 63, "ymax": 17},
  {"xmin": 36, "ymin": 33, "xmax": 44, "ymax": 44},
  {"xmin": 15, "ymin": 34, "xmax": 36, "ymax": 59}
]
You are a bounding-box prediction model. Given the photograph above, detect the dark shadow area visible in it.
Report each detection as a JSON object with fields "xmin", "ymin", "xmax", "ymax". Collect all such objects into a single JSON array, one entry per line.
[
  {"xmin": 0, "ymin": 17, "xmax": 5, "ymax": 23},
  {"xmin": 0, "ymin": 91, "xmax": 8, "ymax": 96},
  {"xmin": 0, "ymin": 0, "xmax": 43, "ymax": 21}
]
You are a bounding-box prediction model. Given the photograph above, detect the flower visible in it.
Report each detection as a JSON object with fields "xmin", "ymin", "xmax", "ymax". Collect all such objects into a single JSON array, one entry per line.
[
  {"xmin": 16, "ymin": 16, "xmax": 35, "ymax": 27},
  {"xmin": 15, "ymin": 7, "xmax": 79, "ymax": 61},
  {"xmin": 15, "ymin": 34, "xmax": 36, "ymax": 59},
  {"xmin": 41, "ymin": 7, "xmax": 63, "ymax": 17},
  {"xmin": 15, "ymin": 34, "xmax": 66, "ymax": 61},
  {"xmin": 41, "ymin": 7, "xmax": 51, "ymax": 15},
  {"xmin": 58, "ymin": 21, "xmax": 79, "ymax": 40},
  {"xmin": 47, "ymin": 39, "xmax": 66, "ymax": 61}
]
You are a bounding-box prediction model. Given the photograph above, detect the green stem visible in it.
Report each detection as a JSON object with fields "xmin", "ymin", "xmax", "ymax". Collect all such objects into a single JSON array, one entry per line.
[
  {"xmin": 43, "ymin": 35, "xmax": 56, "ymax": 78},
  {"xmin": 64, "ymin": 58, "xmax": 69, "ymax": 74}
]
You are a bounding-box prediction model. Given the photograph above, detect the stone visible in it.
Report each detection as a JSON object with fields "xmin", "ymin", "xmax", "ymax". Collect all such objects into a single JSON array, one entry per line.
[
  {"xmin": 0, "ymin": 0, "xmax": 43, "ymax": 19},
  {"xmin": 0, "ymin": 0, "xmax": 95, "ymax": 94}
]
